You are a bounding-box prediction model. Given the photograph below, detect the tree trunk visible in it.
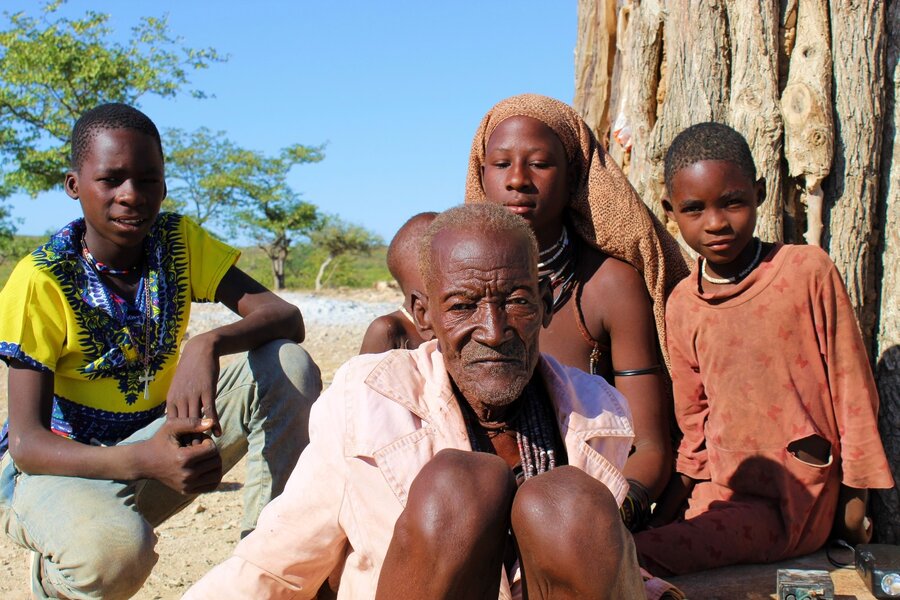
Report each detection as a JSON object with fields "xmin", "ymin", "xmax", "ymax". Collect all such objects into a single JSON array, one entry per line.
[
  {"xmin": 727, "ymin": 0, "xmax": 784, "ymax": 242},
  {"xmin": 576, "ymin": 0, "xmax": 899, "ymax": 542},
  {"xmin": 872, "ymin": 0, "xmax": 900, "ymax": 544},
  {"xmin": 315, "ymin": 255, "xmax": 333, "ymax": 292},
  {"xmin": 574, "ymin": 0, "xmax": 618, "ymax": 141},
  {"xmin": 822, "ymin": 1, "xmax": 886, "ymax": 352},
  {"xmin": 780, "ymin": 0, "xmax": 834, "ymax": 247}
]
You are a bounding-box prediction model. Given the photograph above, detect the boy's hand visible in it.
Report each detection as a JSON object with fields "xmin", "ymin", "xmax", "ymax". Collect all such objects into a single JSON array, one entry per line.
[
  {"xmin": 167, "ymin": 334, "xmax": 222, "ymax": 436},
  {"xmin": 139, "ymin": 417, "xmax": 223, "ymax": 494}
]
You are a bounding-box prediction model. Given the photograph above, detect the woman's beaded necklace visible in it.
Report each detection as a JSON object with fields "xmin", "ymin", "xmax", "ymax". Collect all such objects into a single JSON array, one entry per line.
[
  {"xmin": 81, "ymin": 234, "xmax": 155, "ymax": 399},
  {"xmin": 538, "ymin": 226, "xmax": 577, "ymax": 314},
  {"xmin": 701, "ymin": 237, "xmax": 763, "ymax": 285}
]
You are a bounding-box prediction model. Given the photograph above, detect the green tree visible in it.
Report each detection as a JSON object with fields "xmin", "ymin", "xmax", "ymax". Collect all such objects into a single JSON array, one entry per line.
[
  {"xmin": 164, "ymin": 127, "xmax": 245, "ymax": 228},
  {"xmin": 223, "ymin": 144, "xmax": 325, "ymax": 290},
  {"xmin": 0, "ymin": 0, "xmax": 224, "ymax": 198},
  {"xmin": 308, "ymin": 215, "xmax": 382, "ymax": 291}
]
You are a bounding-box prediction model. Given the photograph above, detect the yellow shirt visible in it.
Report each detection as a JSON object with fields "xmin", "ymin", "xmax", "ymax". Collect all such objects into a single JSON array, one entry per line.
[{"xmin": 0, "ymin": 212, "xmax": 239, "ymax": 449}]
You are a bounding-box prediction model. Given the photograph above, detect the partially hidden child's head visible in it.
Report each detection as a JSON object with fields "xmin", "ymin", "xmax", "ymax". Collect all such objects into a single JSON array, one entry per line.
[
  {"xmin": 387, "ymin": 212, "xmax": 438, "ymax": 299},
  {"xmin": 662, "ymin": 122, "xmax": 765, "ymax": 267},
  {"xmin": 65, "ymin": 103, "xmax": 167, "ymax": 249}
]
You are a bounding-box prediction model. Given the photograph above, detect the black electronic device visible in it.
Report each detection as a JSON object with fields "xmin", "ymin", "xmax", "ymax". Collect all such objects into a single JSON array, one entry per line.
[{"xmin": 856, "ymin": 543, "xmax": 900, "ymax": 598}]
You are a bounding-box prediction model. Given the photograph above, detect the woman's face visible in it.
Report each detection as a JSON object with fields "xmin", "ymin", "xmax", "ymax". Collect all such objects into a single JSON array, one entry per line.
[{"xmin": 480, "ymin": 116, "xmax": 571, "ymax": 246}]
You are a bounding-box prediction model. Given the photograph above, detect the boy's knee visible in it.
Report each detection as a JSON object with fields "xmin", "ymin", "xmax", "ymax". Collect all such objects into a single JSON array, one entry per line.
[
  {"xmin": 248, "ymin": 339, "xmax": 322, "ymax": 401},
  {"xmin": 48, "ymin": 515, "xmax": 157, "ymax": 599}
]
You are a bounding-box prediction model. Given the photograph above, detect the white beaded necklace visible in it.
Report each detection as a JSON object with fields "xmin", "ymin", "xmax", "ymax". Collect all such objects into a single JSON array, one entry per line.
[{"xmin": 701, "ymin": 238, "xmax": 763, "ymax": 285}]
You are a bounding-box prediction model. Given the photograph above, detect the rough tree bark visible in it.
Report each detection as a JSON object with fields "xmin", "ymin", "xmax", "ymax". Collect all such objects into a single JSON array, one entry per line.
[
  {"xmin": 575, "ymin": 0, "xmax": 900, "ymax": 542},
  {"xmin": 872, "ymin": 0, "xmax": 900, "ymax": 545},
  {"xmin": 780, "ymin": 0, "xmax": 833, "ymax": 248},
  {"xmin": 727, "ymin": 0, "xmax": 784, "ymax": 242},
  {"xmin": 574, "ymin": 0, "xmax": 618, "ymax": 140},
  {"xmin": 822, "ymin": 1, "xmax": 886, "ymax": 351}
]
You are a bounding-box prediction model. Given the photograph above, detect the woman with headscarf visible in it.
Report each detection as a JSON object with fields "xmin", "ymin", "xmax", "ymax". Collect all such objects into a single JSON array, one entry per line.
[{"xmin": 465, "ymin": 94, "xmax": 689, "ymax": 531}]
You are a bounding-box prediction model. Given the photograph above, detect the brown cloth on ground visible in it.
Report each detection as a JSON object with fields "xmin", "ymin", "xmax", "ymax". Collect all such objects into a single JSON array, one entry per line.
[{"xmin": 464, "ymin": 94, "xmax": 689, "ymax": 369}]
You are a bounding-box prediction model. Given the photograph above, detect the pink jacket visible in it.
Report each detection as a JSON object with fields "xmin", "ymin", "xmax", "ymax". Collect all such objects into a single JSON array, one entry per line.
[{"xmin": 185, "ymin": 340, "xmax": 635, "ymax": 600}]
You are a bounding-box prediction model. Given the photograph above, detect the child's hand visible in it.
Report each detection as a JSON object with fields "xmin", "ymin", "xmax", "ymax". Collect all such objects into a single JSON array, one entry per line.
[
  {"xmin": 167, "ymin": 334, "xmax": 222, "ymax": 436},
  {"xmin": 139, "ymin": 417, "xmax": 223, "ymax": 494},
  {"xmin": 833, "ymin": 485, "xmax": 872, "ymax": 545}
]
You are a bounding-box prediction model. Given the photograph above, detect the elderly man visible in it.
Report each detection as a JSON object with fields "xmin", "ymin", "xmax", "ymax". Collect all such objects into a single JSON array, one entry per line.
[{"xmin": 186, "ymin": 204, "xmax": 645, "ymax": 599}]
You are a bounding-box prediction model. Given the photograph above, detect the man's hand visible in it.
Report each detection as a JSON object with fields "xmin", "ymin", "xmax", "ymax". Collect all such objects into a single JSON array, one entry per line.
[
  {"xmin": 137, "ymin": 417, "xmax": 223, "ymax": 494},
  {"xmin": 166, "ymin": 334, "xmax": 222, "ymax": 436}
]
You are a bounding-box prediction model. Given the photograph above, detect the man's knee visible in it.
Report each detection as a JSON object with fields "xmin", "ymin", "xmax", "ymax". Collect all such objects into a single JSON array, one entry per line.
[
  {"xmin": 249, "ymin": 339, "xmax": 323, "ymax": 402},
  {"xmin": 48, "ymin": 514, "xmax": 158, "ymax": 599},
  {"xmin": 512, "ymin": 466, "xmax": 626, "ymax": 564},
  {"xmin": 395, "ymin": 449, "xmax": 515, "ymax": 549}
]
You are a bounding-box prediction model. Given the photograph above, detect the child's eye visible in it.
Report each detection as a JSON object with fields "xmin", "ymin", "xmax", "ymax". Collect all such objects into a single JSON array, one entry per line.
[
  {"xmin": 491, "ymin": 161, "xmax": 510, "ymax": 169},
  {"xmin": 529, "ymin": 161, "xmax": 550, "ymax": 169}
]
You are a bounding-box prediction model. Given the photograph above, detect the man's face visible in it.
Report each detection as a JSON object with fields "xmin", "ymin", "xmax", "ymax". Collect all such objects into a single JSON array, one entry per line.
[{"xmin": 418, "ymin": 227, "xmax": 551, "ymax": 412}]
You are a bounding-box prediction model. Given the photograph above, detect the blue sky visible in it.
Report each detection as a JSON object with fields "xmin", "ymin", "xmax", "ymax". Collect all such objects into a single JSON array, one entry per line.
[{"xmin": 5, "ymin": 1, "xmax": 576, "ymax": 244}]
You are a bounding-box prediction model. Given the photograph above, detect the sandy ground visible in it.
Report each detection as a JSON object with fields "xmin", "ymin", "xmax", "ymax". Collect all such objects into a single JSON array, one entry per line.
[{"xmin": 0, "ymin": 287, "xmax": 402, "ymax": 599}]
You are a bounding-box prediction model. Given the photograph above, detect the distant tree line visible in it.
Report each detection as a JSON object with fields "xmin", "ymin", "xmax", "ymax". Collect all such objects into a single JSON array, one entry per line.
[{"xmin": 0, "ymin": 1, "xmax": 380, "ymax": 290}]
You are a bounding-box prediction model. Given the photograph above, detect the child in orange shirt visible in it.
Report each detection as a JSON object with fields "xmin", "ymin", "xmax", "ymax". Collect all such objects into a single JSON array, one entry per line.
[
  {"xmin": 359, "ymin": 212, "xmax": 436, "ymax": 354},
  {"xmin": 634, "ymin": 122, "xmax": 894, "ymax": 576}
]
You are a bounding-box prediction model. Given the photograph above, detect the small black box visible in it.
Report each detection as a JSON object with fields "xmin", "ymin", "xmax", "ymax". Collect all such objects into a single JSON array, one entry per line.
[{"xmin": 855, "ymin": 543, "xmax": 900, "ymax": 598}]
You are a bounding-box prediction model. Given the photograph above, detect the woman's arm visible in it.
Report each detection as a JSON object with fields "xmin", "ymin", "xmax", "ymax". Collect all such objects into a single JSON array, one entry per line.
[
  {"xmin": 591, "ymin": 260, "xmax": 673, "ymax": 501},
  {"xmin": 7, "ymin": 360, "xmax": 221, "ymax": 492}
]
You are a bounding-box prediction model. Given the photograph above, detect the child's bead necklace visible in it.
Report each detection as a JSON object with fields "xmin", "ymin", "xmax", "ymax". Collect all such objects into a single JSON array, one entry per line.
[
  {"xmin": 81, "ymin": 233, "xmax": 140, "ymax": 276},
  {"xmin": 701, "ymin": 237, "xmax": 763, "ymax": 285}
]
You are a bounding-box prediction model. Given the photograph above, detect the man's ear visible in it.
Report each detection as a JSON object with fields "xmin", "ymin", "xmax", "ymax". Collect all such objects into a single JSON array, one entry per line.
[
  {"xmin": 539, "ymin": 277, "xmax": 553, "ymax": 328},
  {"xmin": 755, "ymin": 177, "xmax": 767, "ymax": 207},
  {"xmin": 64, "ymin": 171, "xmax": 79, "ymax": 200},
  {"xmin": 411, "ymin": 289, "xmax": 432, "ymax": 334}
]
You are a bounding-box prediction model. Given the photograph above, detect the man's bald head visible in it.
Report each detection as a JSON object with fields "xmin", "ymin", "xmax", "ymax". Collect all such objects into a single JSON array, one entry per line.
[{"xmin": 418, "ymin": 204, "xmax": 539, "ymax": 293}]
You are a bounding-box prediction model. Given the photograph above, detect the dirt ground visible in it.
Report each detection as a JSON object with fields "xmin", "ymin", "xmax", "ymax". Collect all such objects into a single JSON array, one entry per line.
[{"xmin": 0, "ymin": 287, "xmax": 402, "ymax": 599}]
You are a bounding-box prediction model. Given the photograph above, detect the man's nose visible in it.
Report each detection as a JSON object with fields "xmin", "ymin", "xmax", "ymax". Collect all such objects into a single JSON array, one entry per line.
[{"xmin": 472, "ymin": 304, "xmax": 509, "ymax": 346}]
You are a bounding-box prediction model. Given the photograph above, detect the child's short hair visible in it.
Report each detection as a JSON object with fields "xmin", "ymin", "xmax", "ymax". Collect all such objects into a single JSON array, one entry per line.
[
  {"xmin": 387, "ymin": 212, "xmax": 438, "ymax": 284},
  {"xmin": 70, "ymin": 103, "xmax": 163, "ymax": 170},
  {"xmin": 664, "ymin": 122, "xmax": 756, "ymax": 191}
]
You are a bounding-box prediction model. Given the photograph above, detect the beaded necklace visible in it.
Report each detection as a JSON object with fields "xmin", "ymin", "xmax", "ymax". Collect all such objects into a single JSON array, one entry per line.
[
  {"xmin": 538, "ymin": 226, "xmax": 577, "ymax": 314},
  {"xmin": 701, "ymin": 237, "xmax": 763, "ymax": 285},
  {"xmin": 81, "ymin": 234, "xmax": 155, "ymax": 399},
  {"xmin": 461, "ymin": 382, "xmax": 563, "ymax": 483},
  {"xmin": 81, "ymin": 232, "xmax": 141, "ymax": 276}
]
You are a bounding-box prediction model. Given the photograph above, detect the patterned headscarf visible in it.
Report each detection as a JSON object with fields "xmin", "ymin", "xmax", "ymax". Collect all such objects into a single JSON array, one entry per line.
[{"xmin": 465, "ymin": 94, "xmax": 689, "ymax": 368}]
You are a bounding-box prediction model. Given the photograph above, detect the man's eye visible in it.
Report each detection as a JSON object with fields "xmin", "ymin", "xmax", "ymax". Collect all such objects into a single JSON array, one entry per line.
[{"xmin": 449, "ymin": 302, "xmax": 476, "ymax": 311}]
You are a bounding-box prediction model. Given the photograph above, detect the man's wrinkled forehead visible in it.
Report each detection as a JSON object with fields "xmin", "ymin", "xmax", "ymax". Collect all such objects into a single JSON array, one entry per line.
[{"xmin": 431, "ymin": 227, "xmax": 536, "ymax": 281}]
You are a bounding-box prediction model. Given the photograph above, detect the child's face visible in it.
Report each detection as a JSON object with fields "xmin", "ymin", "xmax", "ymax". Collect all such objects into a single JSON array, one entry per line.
[
  {"xmin": 480, "ymin": 116, "xmax": 571, "ymax": 240},
  {"xmin": 663, "ymin": 160, "xmax": 763, "ymax": 266},
  {"xmin": 65, "ymin": 128, "xmax": 165, "ymax": 251}
]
